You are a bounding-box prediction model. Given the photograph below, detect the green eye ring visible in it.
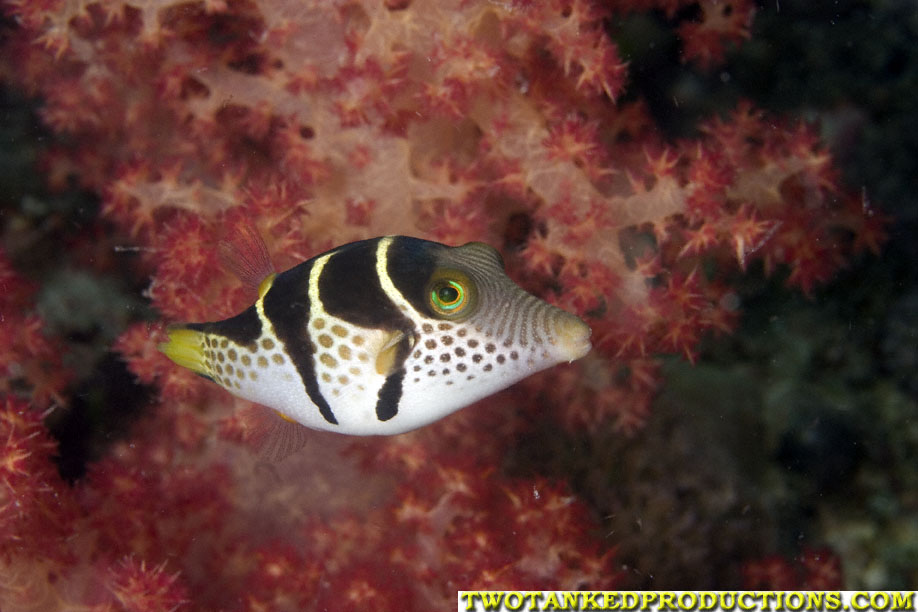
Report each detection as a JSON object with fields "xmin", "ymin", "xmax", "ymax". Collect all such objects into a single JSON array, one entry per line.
[
  {"xmin": 426, "ymin": 270, "xmax": 476, "ymax": 319},
  {"xmin": 431, "ymin": 280, "xmax": 465, "ymax": 311}
]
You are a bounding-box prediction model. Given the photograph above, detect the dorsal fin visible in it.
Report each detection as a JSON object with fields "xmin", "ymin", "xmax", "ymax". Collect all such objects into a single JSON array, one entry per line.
[{"xmin": 218, "ymin": 216, "xmax": 276, "ymax": 293}]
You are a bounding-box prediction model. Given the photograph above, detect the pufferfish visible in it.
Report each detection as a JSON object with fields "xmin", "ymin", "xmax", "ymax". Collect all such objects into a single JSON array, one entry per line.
[{"xmin": 159, "ymin": 235, "xmax": 591, "ymax": 437}]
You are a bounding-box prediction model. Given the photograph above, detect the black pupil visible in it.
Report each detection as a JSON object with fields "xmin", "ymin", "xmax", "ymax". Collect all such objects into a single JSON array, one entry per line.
[{"xmin": 438, "ymin": 285, "xmax": 459, "ymax": 304}]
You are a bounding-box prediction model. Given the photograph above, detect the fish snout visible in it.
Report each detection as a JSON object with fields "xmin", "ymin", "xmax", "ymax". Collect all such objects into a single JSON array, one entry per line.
[{"xmin": 554, "ymin": 311, "xmax": 592, "ymax": 362}]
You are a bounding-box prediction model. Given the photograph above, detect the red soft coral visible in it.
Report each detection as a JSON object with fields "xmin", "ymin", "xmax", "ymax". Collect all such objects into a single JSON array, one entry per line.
[
  {"xmin": 0, "ymin": 0, "xmax": 880, "ymax": 606},
  {"xmin": 0, "ymin": 397, "xmax": 78, "ymax": 564},
  {"xmin": 0, "ymin": 252, "xmax": 71, "ymax": 407}
]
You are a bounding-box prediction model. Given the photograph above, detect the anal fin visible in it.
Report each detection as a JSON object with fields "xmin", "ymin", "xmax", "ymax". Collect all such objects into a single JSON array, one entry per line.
[
  {"xmin": 223, "ymin": 404, "xmax": 310, "ymax": 463},
  {"xmin": 259, "ymin": 414, "xmax": 311, "ymax": 463}
]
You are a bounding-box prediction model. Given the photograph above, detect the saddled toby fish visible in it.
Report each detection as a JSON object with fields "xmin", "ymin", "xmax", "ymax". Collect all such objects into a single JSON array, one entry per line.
[{"xmin": 159, "ymin": 236, "xmax": 591, "ymax": 436}]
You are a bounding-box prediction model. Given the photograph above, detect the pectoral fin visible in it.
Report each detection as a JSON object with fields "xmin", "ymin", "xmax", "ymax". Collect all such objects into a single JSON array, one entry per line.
[
  {"xmin": 375, "ymin": 330, "xmax": 412, "ymax": 376},
  {"xmin": 374, "ymin": 329, "xmax": 415, "ymax": 422}
]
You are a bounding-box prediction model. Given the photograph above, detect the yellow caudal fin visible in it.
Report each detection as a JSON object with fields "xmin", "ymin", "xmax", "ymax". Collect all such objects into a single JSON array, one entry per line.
[{"xmin": 158, "ymin": 327, "xmax": 210, "ymax": 378}]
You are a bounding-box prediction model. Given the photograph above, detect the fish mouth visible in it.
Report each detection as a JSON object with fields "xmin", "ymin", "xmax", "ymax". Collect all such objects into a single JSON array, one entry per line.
[{"xmin": 555, "ymin": 313, "xmax": 592, "ymax": 362}]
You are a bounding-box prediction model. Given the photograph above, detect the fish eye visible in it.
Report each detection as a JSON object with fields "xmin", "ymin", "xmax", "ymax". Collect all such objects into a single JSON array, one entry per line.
[
  {"xmin": 426, "ymin": 270, "xmax": 476, "ymax": 319},
  {"xmin": 430, "ymin": 280, "xmax": 465, "ymax": 312}
]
